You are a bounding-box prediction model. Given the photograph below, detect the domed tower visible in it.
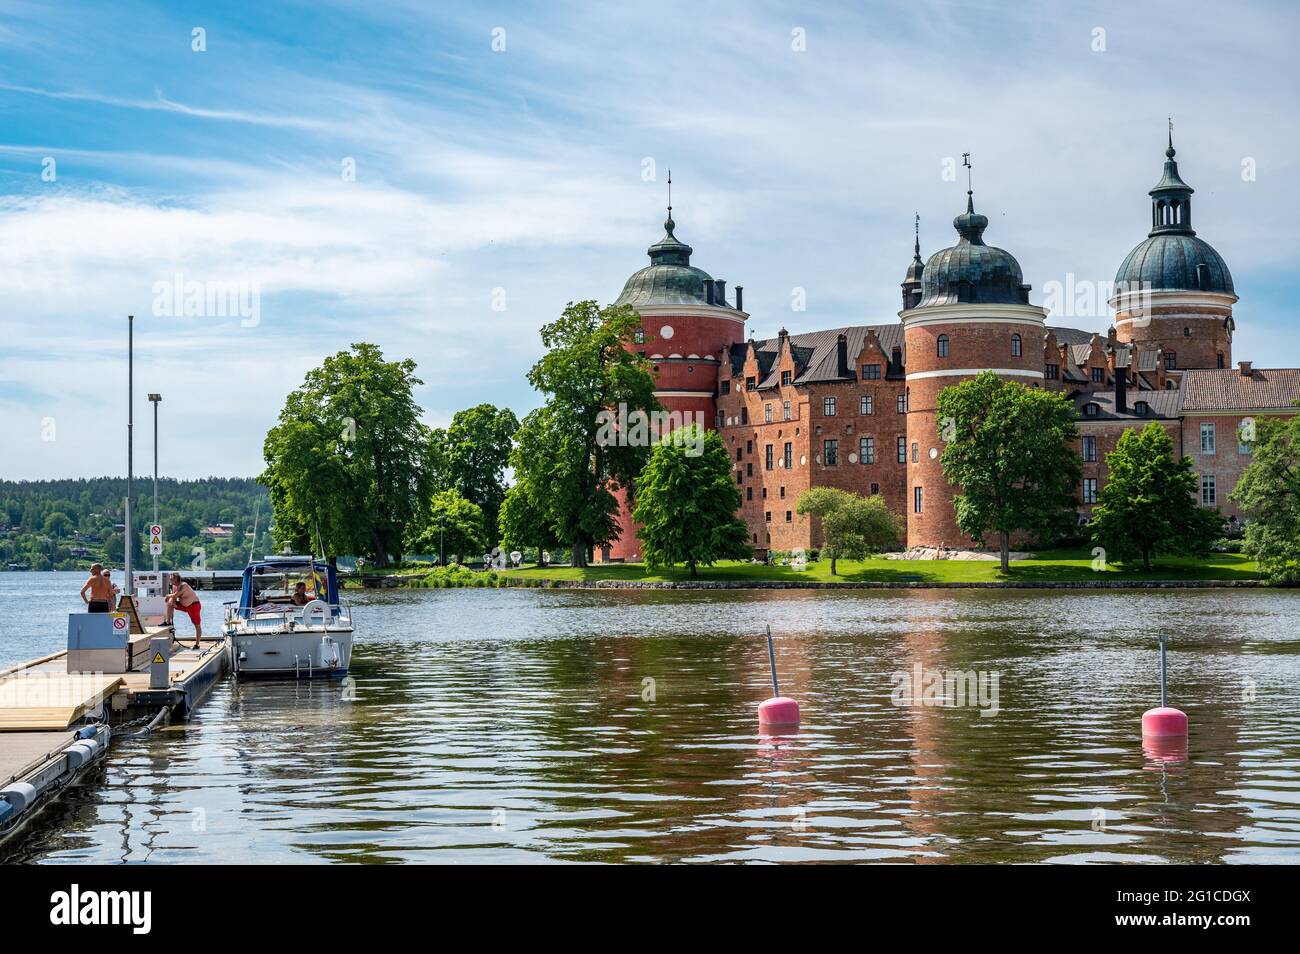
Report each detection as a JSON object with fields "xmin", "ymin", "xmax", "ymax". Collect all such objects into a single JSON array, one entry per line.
[
  {"xmin": 1110, "ymin": 129, "xmax": 1237, "ymax": 373},
  {"xmin": 599, "ymin": 199, "xmax": 748, "ymax": 562},
  {"xmin": 901, "ymin": 174, "xmax": 1048, "ymax": 549}
]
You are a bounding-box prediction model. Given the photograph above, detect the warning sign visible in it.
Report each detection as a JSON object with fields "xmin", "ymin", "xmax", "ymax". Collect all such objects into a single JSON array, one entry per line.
[
  {"xmin": 152, "ymin": 651, "xmax": 166, "ymax": 664},
  {"xmin": 111, "ymin": 614, "xmax": 128, "ymax": 632},
  {"xmin": 149, "ymin": 524, "xmax": 163, "ymax": 556}
]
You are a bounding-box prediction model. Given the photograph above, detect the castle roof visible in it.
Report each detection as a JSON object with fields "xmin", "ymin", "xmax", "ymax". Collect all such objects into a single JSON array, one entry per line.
[{"xmin": 1181, "ymin": 368, "xmax": 1300, "ymax": 411}]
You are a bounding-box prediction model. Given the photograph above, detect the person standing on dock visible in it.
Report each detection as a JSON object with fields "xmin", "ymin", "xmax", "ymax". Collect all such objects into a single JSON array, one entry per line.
[
  {"xmin": 164, "ymin": 572, "xmax": 203, "ymax": 648},
  {"xmin": 80, "ymin": 564, "xmax": 115, "ymax": 612}
]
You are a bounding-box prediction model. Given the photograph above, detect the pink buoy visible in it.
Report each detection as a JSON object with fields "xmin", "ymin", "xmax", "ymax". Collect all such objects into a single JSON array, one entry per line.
[
  {"xmin": 1142, "ymin": 706, "xmax": 1188, "ymax": 738},
  {"xmin": 759, "ymin": 696, "xmax": 800, "ymax": 730},
  {"xmin": 759, "ymin": 625, "xmax": 800, "ymax": 733},
  {"xmin": 1142, "ymin": 635, "xmax": 1187, "ymax": 746}
]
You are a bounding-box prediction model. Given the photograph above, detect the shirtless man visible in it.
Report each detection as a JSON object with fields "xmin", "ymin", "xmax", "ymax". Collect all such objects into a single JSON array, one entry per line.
[
  {"xmin": 164, "ymin": 572, "xmax": 203, "ymax": 648},
  {"xmin": 80, "ymin": 564, "xmax": 115, "ymax": 612}
]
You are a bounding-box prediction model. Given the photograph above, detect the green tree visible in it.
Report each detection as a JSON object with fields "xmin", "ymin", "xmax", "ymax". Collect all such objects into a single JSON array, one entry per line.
[
  {"xmin": 936, "ymin": 371, "xmax": 1082, "ymax": 572},
  {"xmin": 428, "ymin": 403, "xmax": 518, "ymax": 544},
  {"xmin": 796, "ymin": 487, "xmax": 900, "ymax": 574},
  {"xmin": 42, "ymin": 511, "xmax": 73, "ymax": 537},
  {"xmin": 261, "ymin": 343, "xmax": 435, "ymax": 567},
  {"xmin": 510, "ymin": 301, "xmax": 657, "ymax": 567},
  {"xmin": 631, "ymin": 426, "xmax": 749, "ymax": 577},
  {"xmin": 406, "ymin": 490, "xmax": 486, "ymax": 563},
  {"xmin": 1231, "ymin": 415, "xmax": 1300, "ymax": 582},
  {"xmin": 1089, "ymin": 421, "xmax": 1222, "ymax": 571},
  {"xmin": 498, "ymin": 481, "xmax": 560, "ymax": 563}
]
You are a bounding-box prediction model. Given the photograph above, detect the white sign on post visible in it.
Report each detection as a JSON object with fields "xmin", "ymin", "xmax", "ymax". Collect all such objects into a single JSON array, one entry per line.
[{"xmin": 149, "ymin": 523, "xmax": 163, "ymax": 556}]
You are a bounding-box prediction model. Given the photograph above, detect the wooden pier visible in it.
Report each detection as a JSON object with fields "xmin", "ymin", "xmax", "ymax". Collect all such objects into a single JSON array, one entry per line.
[{"xmin": 0, "ymin": 627, "xmax": 229, "ymax": 847}]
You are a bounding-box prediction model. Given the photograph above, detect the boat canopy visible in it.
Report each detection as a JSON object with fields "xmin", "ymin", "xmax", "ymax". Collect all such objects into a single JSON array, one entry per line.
[{"xmin": 239, "ymin": 558, "xmax": 339, "ymax": 609}]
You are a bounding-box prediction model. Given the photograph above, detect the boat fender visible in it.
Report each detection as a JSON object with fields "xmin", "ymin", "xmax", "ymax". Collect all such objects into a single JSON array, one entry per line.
[
  {"xmin": 319, "ymin": 636, "xmax": 341, "ymax": 669},
  {"xmin": 0, "ymin": 781, "xmax": 39, "ymax": 812},
  {"xmin": 76, "ymin": 725, "xmax": 98, "ymax": 740},
  {"xmin": 64, "ymin": 742, "xmax": 95, "ymax": 769}
]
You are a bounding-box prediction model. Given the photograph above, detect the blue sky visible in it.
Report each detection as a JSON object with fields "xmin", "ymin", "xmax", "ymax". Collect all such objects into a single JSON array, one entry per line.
[{"xmin": 1, "ymin": 0, "xmax": 1297, "ymax": 478}]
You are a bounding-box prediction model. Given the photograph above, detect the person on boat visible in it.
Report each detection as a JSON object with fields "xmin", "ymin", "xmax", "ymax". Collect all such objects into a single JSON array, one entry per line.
[
  {"xmin": 80, "ymin": 563, "xmax": 114, "ymax": 612},
  {"xmin": 165, "ymin": 572, "xmax": 203, "ymax": 647},
  {"xmin": 290, "ymin": 582, "xmax": 311, "ymax": 606}
]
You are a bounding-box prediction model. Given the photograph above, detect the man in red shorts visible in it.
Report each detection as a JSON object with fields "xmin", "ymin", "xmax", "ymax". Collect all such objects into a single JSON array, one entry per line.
[{"xmin": 164, "ymin": 572, "xmax": 203, "ymax": 648}]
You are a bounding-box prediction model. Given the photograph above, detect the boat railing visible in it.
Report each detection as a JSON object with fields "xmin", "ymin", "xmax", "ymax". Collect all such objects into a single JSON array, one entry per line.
[{"xmin": 222, "ymin": 600, "xmax": 352, "ymax": 632}]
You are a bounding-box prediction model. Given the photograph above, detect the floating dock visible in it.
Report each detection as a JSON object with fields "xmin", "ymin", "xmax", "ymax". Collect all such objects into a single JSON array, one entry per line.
[{"xmin": 0, "ymin": 627, "xmax": 229, "ymax": 848}]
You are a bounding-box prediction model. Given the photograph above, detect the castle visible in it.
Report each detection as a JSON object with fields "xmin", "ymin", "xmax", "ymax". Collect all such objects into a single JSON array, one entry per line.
[{"xmin": 599, "ymin": 135, "xmax": 1300, "ymax": 561}]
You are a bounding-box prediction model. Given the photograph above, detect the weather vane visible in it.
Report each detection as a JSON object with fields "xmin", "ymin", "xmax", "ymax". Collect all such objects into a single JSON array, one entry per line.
[
  {"xmin": 667, "ymin": 168, "xmax": 672, "ymax": 216},
  {"xmin": 962, "ymin": 152, "xmax": 972, "ymax": 194}
]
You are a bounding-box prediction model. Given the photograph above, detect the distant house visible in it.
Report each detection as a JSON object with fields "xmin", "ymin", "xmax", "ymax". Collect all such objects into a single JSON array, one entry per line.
[{"xmin": 201, "ymin": 524, "xmax": 235, "ymax": 538}]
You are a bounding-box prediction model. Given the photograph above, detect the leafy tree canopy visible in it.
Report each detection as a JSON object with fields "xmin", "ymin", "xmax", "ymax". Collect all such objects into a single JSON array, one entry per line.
[
  {"xmin": 261, "ymin": 342, "xmax": 435, "ymax": 567},
  {"xmin": 1089, "ymin": 421, "xmax": 1222, "ymax": 571},
  {"xmin": 509, "ymin": 301, "xmax": 658, "ymax": 567},
  {"xmin": 631, "ymin": 425, "xmax": 750, "ymax": 577},
  {"xmin": 795, "ymin": 487, "xmax": 900, "ymax": 574},
  {"xmin": 406, "ymin": 490, "xmax": 486, "ymax": 563},
  {"xmin": 429, "ymin": 403, "xmax": 518, "ymax": 545},
  {"xmin": 936, "ymin": 371, "xmax": 1082, "ymax": 571},
  {"xmin": 1230, "ymin": 414, "xmax": 1300, "ymax": 583}
]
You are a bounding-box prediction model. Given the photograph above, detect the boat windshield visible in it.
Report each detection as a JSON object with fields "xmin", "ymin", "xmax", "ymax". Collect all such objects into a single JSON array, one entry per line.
[{"xmin": 239, "ymin": 560, "xmax": 338, "ymax": 610}]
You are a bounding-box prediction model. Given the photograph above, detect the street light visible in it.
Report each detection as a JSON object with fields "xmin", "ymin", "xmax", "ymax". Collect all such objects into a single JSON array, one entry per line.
[{"xmin": 148, "ymin": 393, "xmax": 161, "ymax": 573}]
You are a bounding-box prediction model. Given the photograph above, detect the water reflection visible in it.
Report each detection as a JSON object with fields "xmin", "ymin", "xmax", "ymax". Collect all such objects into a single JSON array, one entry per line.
[{"xmin": 4, "ymin": 586, "xmax": 1299, "ymax": 864}]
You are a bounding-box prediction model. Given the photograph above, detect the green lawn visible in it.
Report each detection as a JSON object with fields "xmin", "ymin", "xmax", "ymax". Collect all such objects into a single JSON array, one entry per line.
[{"xmin": 497, "ymin": 549, "xmax": 1260, "ymax": 585}]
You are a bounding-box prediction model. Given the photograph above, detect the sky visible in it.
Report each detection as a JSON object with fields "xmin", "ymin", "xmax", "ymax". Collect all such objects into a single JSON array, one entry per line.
[{"xmin": 0, "ymin": 0, "xmax": 1296, "ymax": 479}]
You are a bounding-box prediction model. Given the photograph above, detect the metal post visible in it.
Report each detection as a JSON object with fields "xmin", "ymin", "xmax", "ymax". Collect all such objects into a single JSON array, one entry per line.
[
  {"xmin": 125, "ymin": 315, "xmax": 134, "ymax": 597},
  {"xmin": 1159, "ymin": 634, "xmax": 1168, "ymax": 709},
  {"xmin": 765, "ymin": 624, "xmax": 780, "ymax": 697},
  {"xmin": 439, "ymin": 519, "xmax": 445, "ymax": 567},
  {"xmin": 151, "ymin": 394, "xmax": 160, "ymax": 573}
]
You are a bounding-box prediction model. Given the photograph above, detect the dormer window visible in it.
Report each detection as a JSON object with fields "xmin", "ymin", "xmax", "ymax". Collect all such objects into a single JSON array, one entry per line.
[
  {"xmin": 1135, "ymin": 401, "xmax": 1150, "ymax": 416},
  {"xmin": 781, "ymin": 370, "xmax": 792, "ymax": 386},
  {"xmin": 1084, "ymin": 403, "xmax": 1100, "ymax": 417},
  {"xmin": 746, "ymin": 377, "xmax": 756, "ymax": 391}
]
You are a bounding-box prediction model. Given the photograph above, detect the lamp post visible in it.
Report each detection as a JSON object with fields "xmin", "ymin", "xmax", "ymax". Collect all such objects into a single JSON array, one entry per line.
[
  {"xmin": 148, "ymin": 393, "xmax": 161, "ymax": 572},
  {"xmin": 125, "ymin": 316, "xmax": 134, "ymax": 598}
]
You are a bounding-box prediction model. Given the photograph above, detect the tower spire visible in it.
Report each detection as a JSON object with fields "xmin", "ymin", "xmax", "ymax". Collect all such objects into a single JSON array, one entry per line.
[
  {"xmin": 914, "ymin": 212, "xmax": 921, "ymax": 259},
  {"xmin": 962, "ymin": 152, "xmax": 973, "ymax": 212},
  {"xmin": 667, "ymin": 168, "xmax": 673, "ymax": 219}
]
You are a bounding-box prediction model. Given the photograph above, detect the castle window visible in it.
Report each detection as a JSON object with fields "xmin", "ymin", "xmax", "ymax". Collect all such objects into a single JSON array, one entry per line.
[
  {"xmin": 1135, "ymin": 401, "xmax": 1150, "ymax": 416},
  {"xmin": 891, "ymin": 347, "xmax": 902, "ymax": 371},
  {"xmin": 747, "ymin": 462, "xmax": 753, "ymax": 476},
  {"xmin": 716, "ymin": 410, "xmax": 725, "ymax": 429},
  {"xmin": 720, "ymin": 380, "xmax": 730, "ymax": 394},
  {"xmin": 1217, "ymin": 353, "xmax": 1225, "ymax": 369},
  {"xmin": 1200, "ymin": 422, "xmax": 1216, "ymax": 455},
  {"xmin": 913, "ymin": 486, "xmax": 923, "ymax": 514},
  {"xmin": 764, "ymin": 403, "xmax": 772, "ymax": 423},
  {"xmin": 786, "ymin": 511, "xmax": 792, "ymax": 522},
  {"xmin": 765, "ymin": 511, "xmax": 771, "ymax": 522},
  {"xmin": 780, "ymin": 486, "xmax": 786, "ymax": 498},
  {"xmin": 1081, "ymin": 436, "xmax": 1097, "ymax": 462},
  {"xmin": 783, "ymin": 401, "xmax": 791, "ymax": 420},
  {"xmin": 781, "ymin": 370, "xmax": 792, "ymax": 386},
  {"xmin": 824, "ymin": 439, "xmax": 838, "ymax": 466},
  {"xmin": 1011, "ymin": 334, "xmax": 1022, "ymax": 357},
  {"xmin": 897, "ymin": 393, "xmax": 906, "ymax": 414},
  {"xmin": 937, "ymin": 335, "xmax": 949, "ymax": 358},
  {"xmin": 746, "ymin": 487, "xmax": 752, "ymax": 501},
  {"xmin": 783, "ymin": 443, "xmax": 792, "ymax": 469},
  {"xmin": 1201, "ymin": 475, "xmax": 1217, "ymax": 506},
  {"xmin": 1091, "ymin": 367, "xmax": 1104, "ymax": 383},
  {"xmin": 911, "ymin": 442, "xmax": 919, "ymax": 463},
  {"xmin": 1164, "ymin": 352, "xmax": 1176, "ymax": 370},
  {"xmin": 1183, "ymin": 327, "xmax": 1191, "ymax": 337},
  {"xmin": 863, "ymin": 363, "xmax": 881, "ymax": 380},
  {"xmin": 860, "ymin": 395, "xmax": 873, "ymax": 415},
  {"xmin": 824, "ymin": 397, "xmax": 837, "ymax": 416},
  {"xmin": 897, "ymin": 436, "xmax": 907, "ymax": 463},
  {"xmin": 871, "ymin": 482, "xmax": 879, "ymax": 495},
  {"xmin": 741, "ymin": 407, "xmax": 749, "ymax": 424},
  {"xmin": 633, "ymin": 327, "xmax": 645, "ymax": 343},
  {"xmin": 736, "ymin": 447, "xmax": 743, "ymax": 461},
  {"xmin": 746, "ymin": 440, "xmax": 753, "ymax": 454},
  {"xmin": 765, "ymin": 444, "xmax": 774, "ymax": 470},
  {"xmin": 1046, "ymin": 364, "xmax": 1059, "ymax": 380},
  {"xmin": 1084, "ymin": 403, "xmax": 1100, "ymax": 417},
  {"xmin": 1082, "ymin": 478, "xmax": 1098, "ymax": 505},
  {"xmin": 860, "ymin": 436, "xmax": 875, "ymax": 464},
  {"xmin": 746, "ymin": 377, "xmax": 756, "ymax": 391}
]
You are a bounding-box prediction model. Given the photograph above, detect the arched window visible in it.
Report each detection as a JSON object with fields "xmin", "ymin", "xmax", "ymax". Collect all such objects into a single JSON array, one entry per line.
[
  {"xmin": 937, "ymin": 334, "xmax": 949, "ymax": 358},
  {"xmin": 1011, "ymin": 333, "xmax": 1022, "ymax": 357}
]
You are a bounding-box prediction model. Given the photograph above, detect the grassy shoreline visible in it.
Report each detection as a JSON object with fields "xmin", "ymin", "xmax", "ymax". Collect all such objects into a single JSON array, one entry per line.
[{"xmin": 370, "ymin": 548, "xmax": 1262, "ymax": 588}]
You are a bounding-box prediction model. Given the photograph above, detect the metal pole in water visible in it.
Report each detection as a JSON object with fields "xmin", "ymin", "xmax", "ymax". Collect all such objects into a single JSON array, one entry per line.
[
  {"xmin": 1159, "ymin": 634, "xmax": 1167, "ymax": 709},
  {"xmin": 125, "ymin": 315, "xmax": 134, "ymax": 597},
  {"xmin": 765, "ymin": 624, "xmax": 780, "ymax": 697}
]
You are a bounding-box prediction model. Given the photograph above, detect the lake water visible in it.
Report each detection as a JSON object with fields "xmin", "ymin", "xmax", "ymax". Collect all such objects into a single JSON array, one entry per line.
[{"xmin": 2, "ymin": 572, "xmax": 1299, "ymax": 863}]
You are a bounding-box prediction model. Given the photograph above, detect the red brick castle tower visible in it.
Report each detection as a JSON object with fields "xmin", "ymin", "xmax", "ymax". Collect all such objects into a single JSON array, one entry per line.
[
  {"xmin": 599, "ymin": 197, "xmax": 748, "ymax": 561},
  {"xmin": 902, "ymin": 164, "xmax": 1047, "ymax": 548}
]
